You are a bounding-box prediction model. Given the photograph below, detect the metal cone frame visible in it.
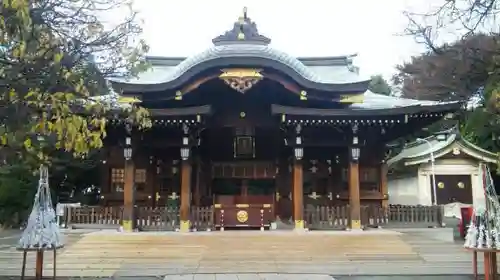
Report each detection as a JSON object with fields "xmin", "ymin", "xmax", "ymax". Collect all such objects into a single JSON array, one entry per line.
[
  {"xmin": 464, "ymin": 163, "xmax": 500, "ymax": 249},
  {"xmin": 17, "ymin": 164, "xmax": 64, "ymax": 250}
]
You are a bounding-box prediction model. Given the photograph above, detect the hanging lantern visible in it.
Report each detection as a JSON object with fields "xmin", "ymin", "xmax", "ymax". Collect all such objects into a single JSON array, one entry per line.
[
  {"xmin": 294, "ymin": 136, "xmax": 303, "ymax": 160},
  {"xmin": 123, "ymin": 136, "xmax": 132, "ymax": 160},
  {"xmin": 294, "ymin": 147, "xmax": 303, "ymax": 160},
  {"xmin": 219, "ymin": 68, "xmax": 263, "ymax": 93},
  {"xmin": 180, "ymin": 136, "xmax": 190, "ymax": 160},
  {"xmin": 350, "ymin": 147, "xmax": 360, "ymax": 162}
]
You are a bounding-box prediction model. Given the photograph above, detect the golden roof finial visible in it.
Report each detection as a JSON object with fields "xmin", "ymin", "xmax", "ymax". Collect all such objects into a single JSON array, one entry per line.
[{"xmin": 238, "ymin": 7, "xmax": 248, "ymax": 24}]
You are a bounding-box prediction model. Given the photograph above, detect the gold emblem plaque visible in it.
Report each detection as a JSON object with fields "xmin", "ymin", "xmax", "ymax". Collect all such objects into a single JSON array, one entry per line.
[{"xmin": 236, "ymin": 210, "xmax": 249, "ymax": 223}]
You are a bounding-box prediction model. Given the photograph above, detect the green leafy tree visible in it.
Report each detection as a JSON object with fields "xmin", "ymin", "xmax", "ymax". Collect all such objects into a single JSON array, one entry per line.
[
  {"xmin": 0, "ymin": 0, "xmax": 151, "ymax": 160},
  {"xmin": 0, "ymin": 157, "xmax": 37, "ymax": 228},
  {"xmin": 0, "ymin": 0, "xmax": 152, "ymax": 226},
  {"xmin": 368, "ymin": 74, "xmax": 392, "ymax": 96},
  {"xmin": 393, "ymin": 34, "xmax": 498, "ymax": 102},
  {"xmin": 395, "ymin": 0, "xmax": 500, "ymax": 166}
]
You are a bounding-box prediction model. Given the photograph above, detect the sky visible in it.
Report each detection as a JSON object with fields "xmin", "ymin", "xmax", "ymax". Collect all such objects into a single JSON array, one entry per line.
[{"xmin": 131, "ymin": 0, "xmax": 438, "ymax": 80}]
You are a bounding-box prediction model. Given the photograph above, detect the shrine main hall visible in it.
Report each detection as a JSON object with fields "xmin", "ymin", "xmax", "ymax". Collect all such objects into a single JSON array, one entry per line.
[{"xmin": 104, "ymin": 9, "xmax": 460, "ymax": 232}]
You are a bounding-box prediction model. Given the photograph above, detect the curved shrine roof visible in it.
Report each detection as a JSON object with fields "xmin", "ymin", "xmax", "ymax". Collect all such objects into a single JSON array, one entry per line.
[
  {"xmin": 108, "ymin": 8, "xmax": 462, "ymax": 121},
  {"xmin": 111, "ymin": 8, "xmax": 369, "ymax": 94},
  {"xmin": 122, "ymin": 45, "xmax": 365, "ymax": 85},
  {"xmin": 387, "ymin": 129, "xmax": 497, "ymax": 167}
]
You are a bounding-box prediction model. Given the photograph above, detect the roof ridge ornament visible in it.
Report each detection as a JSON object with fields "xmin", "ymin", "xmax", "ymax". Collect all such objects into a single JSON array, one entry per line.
[{"xmin": 212, "ymin": 7, "xmax": 271, "ymax": 46}]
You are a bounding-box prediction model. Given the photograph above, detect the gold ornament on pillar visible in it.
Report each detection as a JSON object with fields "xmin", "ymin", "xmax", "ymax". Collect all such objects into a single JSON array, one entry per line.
[{"xmin": 219, "ymin": 68, "xmax": 263, "ymax": 93}]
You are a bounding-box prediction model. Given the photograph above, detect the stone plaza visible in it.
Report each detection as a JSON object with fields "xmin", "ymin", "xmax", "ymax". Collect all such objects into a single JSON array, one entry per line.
[{"xmin": 0, "ymin": 229, "xmax": 484, "ymax": 279}]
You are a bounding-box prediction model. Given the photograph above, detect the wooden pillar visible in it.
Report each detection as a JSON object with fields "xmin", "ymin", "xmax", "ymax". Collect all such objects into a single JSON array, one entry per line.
[
  {"xmin": 148, "ymin": 156, "xmax": 157, "ymax": 207},
  {"xmin": 100, "ymin": 169, "xmax": 110, "ymax": 206},
  {"xmin": 207, "ymin": 162, "xmax": 213, "ymax": 197},
  {"xmin": 100, "ymin": 150, "xmax": 110, "ymax": 193},
  {"xmin": 327, "ymin": 162, "xmax": 334, "ymax": 200},
  {"xmin": 194, "ymin": 159, "xmax": 201, "ymax": 206},
  {"xmin": 180, "ymin": 160, "xmax": 192, "ymax": 232},
  {"xmin": 292, "ymin": 160, "xmax": 304, "ymax": 230},
  {"xmin": 35, "ymin": 251, "xmax": 43, "ymax": 280},
  {"xmin": 380, "ymin": 163, "xmax": 388, "ymax": 208},
  {"xmin": 349, "ymin": 161, "xmax": 361, "ymax": 230},
  {"xmin": 122, "ymin": 159, "xmax": 135, "ymax": 231}
]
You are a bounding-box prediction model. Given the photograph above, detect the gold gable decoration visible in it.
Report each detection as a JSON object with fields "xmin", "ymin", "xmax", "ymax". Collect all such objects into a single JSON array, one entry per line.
[
  {"xmin": 339, "ymin": 93, "xmax": 364, "ymax": 103},
  {"xmin": 117, "ymin": 96, "xmax": 142, "ymax": 104},
  {"xmin": 219, "ymin": 68, "xmax": 263, "ymax": 93}
]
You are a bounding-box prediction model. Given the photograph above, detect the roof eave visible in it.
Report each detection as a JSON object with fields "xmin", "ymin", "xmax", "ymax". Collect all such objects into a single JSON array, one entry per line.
[
  {"xmin": 109, "ymin": 67, "xmax": 371, "ymax": 94},
  {"xmin": 271, "ymin": 102, "xmax": 461, "ymax": 117},
  {"xmin": 400, "ymin": 140, "xmax": 497, "ymax": 166}
]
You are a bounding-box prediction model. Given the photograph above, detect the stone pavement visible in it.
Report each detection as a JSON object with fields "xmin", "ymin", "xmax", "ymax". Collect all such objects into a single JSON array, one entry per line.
[
  {"xmin": 0, "ymin": 230, "xmax": 87, "ymax": 276},
  {"xmin": 159, "ymin": 275, "xmax": 475, "ymax": 280},
  {"xmin": 0, "ymin": 229, "xmax": 21, "ymax": 249},
  {"xmin": 0, "ymin": 229, "xmax": 486, "ymax": 277},
  {"xmin": 160, "ymin": 274, "xmax": 476, "ymax": 280},
  {"xmin": 0, "ymin": 275, "xmax": 482, "ymax": 279},
  {"xmin": 162, "ymin": 275, "xmax": 334, "ymax": 280}
]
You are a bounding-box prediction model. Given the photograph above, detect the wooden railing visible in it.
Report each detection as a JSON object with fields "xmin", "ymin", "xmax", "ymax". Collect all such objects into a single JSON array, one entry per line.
[
  {"xmin": 65, "ymin": 206, "xmax": 123, "ymax": 226},
  {"xmin": 387, "ymin": 204, "xmax": 444, "ymax": 227},
  {"xmin": 303, "ymin": 205, "xmax": 350, "ymax": 230},
  {"xmin": 190, "ymin": 206, "xmax": 214, "ymax": 230},
  {"xmin": 63, "ymin": 204, "xmax": 444, "ymax": 231},
  {"xmin": 135, "ymin": 207, "xmax": 179, "ymax": 231},
  {"xmin": 304, "ymin": 205, "xmax": 444, "ymax": 230},
  {"xmin": 64, "ymin": 205, "xmax": 213, "ymax": 231}
]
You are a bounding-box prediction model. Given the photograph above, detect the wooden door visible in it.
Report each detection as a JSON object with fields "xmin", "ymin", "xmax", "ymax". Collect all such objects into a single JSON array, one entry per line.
[{"xmin": 431, "ymin": 175, "xmax": 473, "ymax": 204}]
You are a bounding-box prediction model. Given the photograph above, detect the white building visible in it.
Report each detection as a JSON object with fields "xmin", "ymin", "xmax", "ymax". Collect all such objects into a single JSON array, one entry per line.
[{"xmin": 387, "ymin": 132, "xmax": 497, "ymax": 207}]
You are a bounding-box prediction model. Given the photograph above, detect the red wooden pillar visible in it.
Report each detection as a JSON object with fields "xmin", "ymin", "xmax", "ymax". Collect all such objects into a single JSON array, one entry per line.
[
  {"xmin": 349, "ymin": 161, "xmax": 361, "ymax": 230},
  {"xmin": 122, "ymin": 160, "xmax": 135, "ymax": 231},
  {"xmin": 194, "ymin": 158, "xmax": 201, "ymax": 206},
  {"xmin": 380, "ymin": 163, "xmax": 389, "ymax": 208},
  {"xmin": 180, "ymin": 160, "xmax": 192, "ymax": 232},
  {"xmin": 292, "ymin": 160, "xmax": 304, "ymax": 229}
]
